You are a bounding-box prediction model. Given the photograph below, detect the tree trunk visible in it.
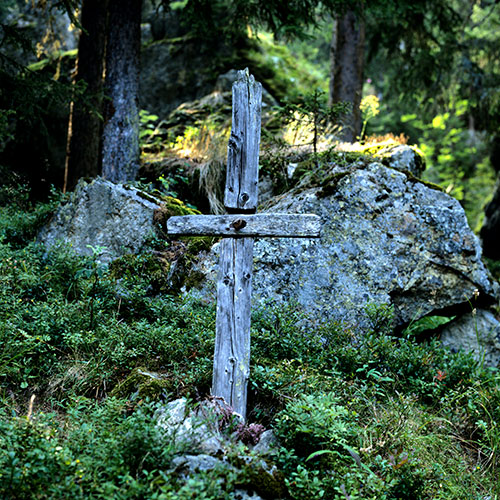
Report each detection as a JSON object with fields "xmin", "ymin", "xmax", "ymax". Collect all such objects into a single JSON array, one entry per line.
[
  {"xmin": 101, "ymin": 0, "xmax": 142, "ymax": 183},
  {"xmin": 328, "ymin": 19, "xmax": 337, "ymax": 108},
  {"xmin": 329, "ymin": 9, "xmax": 365, "ymax": 143},
  {"xmin": 64, "ymin": 0, "xmax": 109, "ymax": 192}
]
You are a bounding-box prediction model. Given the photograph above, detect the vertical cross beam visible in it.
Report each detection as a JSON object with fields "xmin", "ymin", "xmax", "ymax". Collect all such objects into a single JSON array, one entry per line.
[
  {"xmin": 212, "ymin": 237, "xmax": 253, "ymax": 415},
  {"xmin": 224, "ymin": 68, "xmax": 262, "ymax": 212},
  {"xmin": 213, "ymin": 69, "xmax": 261, "ymax": 417}
]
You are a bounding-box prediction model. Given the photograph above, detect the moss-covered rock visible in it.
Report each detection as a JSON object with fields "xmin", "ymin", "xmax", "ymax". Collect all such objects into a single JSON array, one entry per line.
[
  {"xmin": 111, "ymin": 367, "xmax": 174, "ymax": 399},
  {"xmin": 164, "ymin": 236, "xmax": 218, "ymax": 293},
  {"xmin": 110, "ymin": 234, "xmax": 216, "ymax": 296},
  {"xmin": 279, "ymin": 144, "xmax": 433, "ymax": 198},
  {"xmin": 236, "ymin": 456, "xmax": 287, "ymax": 499},
  {"xmin": 153, "ymin": 195, "xmax": 201, "ymax": 233},
  {"xmin": 109, "ymin": 251, "xmax": 171, "ymax": 292}
]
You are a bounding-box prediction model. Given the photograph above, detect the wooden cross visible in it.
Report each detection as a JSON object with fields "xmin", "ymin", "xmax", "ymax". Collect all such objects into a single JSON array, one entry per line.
[{"xmin": 167, "ymin": 69, "xmax": 321, "ymax": 419}]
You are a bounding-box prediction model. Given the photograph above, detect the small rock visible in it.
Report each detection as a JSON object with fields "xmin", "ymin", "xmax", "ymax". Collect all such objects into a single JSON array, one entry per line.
[
  {"xmin": 215, "ymin": 69, "xmax": 240, "ymax": 92},
  {"xmin": 171, "ymin": 454, "xmax": 226, "ymax": 475},
  {"xmin": 157, "ymin": 398, "xmax": 232, "ymax": 454},
  {"xmin": 258, "ymin": 176, "xmax": 274, "ymax": 207},
  {"xmin": 233, "ymin": 490, "xmax": 265, "ymax": 500},
  {"xmin": 253, "ymin": 430, "xmax": 277, "ymax": 455},
  {"xmin": 158, "ymin": 398, "xmax": 189, "ymax": 428},
  {"xmin": 440, "ymin": 309, "xmax": 500, "ymax": 367},
  {"xmin": 382, "ymin": 144, "xmax": 425, "ymax": 177},
  {"xmin": 287, "ymin": 163, "xmax": 298, "ymax": 179}
]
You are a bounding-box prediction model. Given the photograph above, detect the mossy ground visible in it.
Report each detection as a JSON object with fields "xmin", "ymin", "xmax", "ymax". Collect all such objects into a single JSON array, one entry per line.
[
  {"xmin": 0, "ymin": 187, "xmax": 499, "ymax": 499},
  {"xmin": 110, "ymin": 367, "xmax": 175, "ymax": 400}
]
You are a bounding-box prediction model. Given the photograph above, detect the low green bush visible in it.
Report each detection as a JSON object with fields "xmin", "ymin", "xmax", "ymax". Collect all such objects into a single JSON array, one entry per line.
[
  {"xmin": 0, "ymin": 398, "xmax": 192, "ymax": 499},
  {"xmin": 0, "ymin": 185, "xmax": 63, "ymax": 248}
]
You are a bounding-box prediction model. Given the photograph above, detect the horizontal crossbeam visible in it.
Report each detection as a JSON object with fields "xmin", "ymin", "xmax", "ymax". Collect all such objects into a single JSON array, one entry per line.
[{"xmin": 167, "ymin": 214, "xmax": 321, "ymax": 238}]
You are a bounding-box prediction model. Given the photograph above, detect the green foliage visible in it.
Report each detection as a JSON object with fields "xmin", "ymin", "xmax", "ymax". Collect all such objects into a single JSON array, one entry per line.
[
  {"xmin": 365, "ymin": 0, "xmax": 462, "ymax": 102},
  {"xmin": 0, "ymin": 185, "xmax": 63, "ymax": 247},
  {"xmin": 360, "ymin": 94, "xmax": 381, "ymax": 141},
  {"xmin": 274, "ymin": 392, "xmax": 434, "ymax": 499},
  {"xmin": 484, "ymin": 257, "xmax": 500, "ymax": 282},
  {"xmin": 357, "ymin": 1, "xmax": 500, "ymax": 235},
  {"xmin": 1, "ymin": 195, "xmax": 500, "ymax": 498},
  {"xmin": 175, "ymin": 0, "xmax": 344, "ymax": 42},
  {"xmin": 400, "ymin": 100, "xmax": 496, "ymax": 231},
  {"xmin": 329, "ymin": 330, "xmax": 478, "ymax": 402},
  {"xmin": 0, "ymin": 48, "xmax": 74, "ymax": 181},
  {"xmin": 0, "ymin": 109, "xmax": 15, "ymax": 152},
  {"xmin": 0, "ymin": 398, "xmax": 186, "ymax": 499},
  {"xmin": 251, "ymin": 303, "xmax": 326, "ymax": 364},
  {"xmin": 245, "ymin": 32, "xmax": 327, "ymax": 102},
  {"xmin": 275, "ymin": 392, "xmax": 357, "ymax": 458},
  {"xmin": 404, "ymin": 314, "xmax": 455, "ymax": 338},
  {"xmin": 0, "ymin": 189, "xmax": 216, "ymax": 396},
  {"xmin": 275, "ymin": 89, "xmax": 350, "ymax": 153},
  {"xmin": 139, "ymin": 109, "xmax": 164, "ymax": 151},
  {"xmin": 285, "ymin": 464, "xmax": 329, "ymax": 500}
]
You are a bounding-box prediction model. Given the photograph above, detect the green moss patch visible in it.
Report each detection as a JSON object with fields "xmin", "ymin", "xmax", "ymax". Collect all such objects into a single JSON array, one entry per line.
[
  {"xmin": 110, "ymin": 367, "xmax": 174, "ymax": 400},
  {"xmin": 153, "ymin": 196, "xmax": 201, "ymax": 233},
  {"xmin": 400, "ymin": 169, "xmax": 445, "ymax": 192}
]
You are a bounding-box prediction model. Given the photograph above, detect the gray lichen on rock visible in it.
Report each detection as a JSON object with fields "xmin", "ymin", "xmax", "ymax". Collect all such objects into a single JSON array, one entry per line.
[{"xmin": 440, "ymin": 309, "xmax": 500, "ymax": 367}]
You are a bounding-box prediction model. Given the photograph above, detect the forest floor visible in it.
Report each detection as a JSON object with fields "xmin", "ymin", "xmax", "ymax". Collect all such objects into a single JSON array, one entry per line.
[{"xmin": 1, "ymin": 184, "xmax": 499, "ymax": 499}]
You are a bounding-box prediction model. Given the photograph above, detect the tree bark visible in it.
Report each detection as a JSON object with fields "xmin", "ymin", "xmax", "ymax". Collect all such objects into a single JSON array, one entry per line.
[
  {"xmin": 328, "ymin": 18, "xmax": 337, "ymax": 108},
  {"xmin": 480, "ymin": 134, "xmax": 500, "ymax": 259},
  {"xmin": 329, "ymin": 8, "xmax": 365, "ymax": 143},
  {"xmin": 64, "ymin": 0, "xmax": 109, "ymax": 192},
  {"xmin": 101, "ymin": 0, "xmax": 142, "ymax": 183}
]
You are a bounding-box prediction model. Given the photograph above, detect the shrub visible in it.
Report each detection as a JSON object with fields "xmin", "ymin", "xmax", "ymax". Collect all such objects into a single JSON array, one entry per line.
[
  {"xmin": 0, "ymin": 398, "xmax": 181, "ymax": 499},
  {"xmin": 275, "ymin": 392, "xmax": 358, "ymax": 459},
  {"xmin": 0, "ymin": 186, "xmax": 62, "ymax": 247}
]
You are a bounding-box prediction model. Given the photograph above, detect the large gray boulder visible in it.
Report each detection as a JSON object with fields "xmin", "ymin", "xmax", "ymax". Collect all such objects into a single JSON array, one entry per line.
[
  {"xmin": 193, "ymin": 158, "xmax": 498, "ymax": 333},
  {"xmin": 38, "ymin": 178, "xmax": 160, "ymax": 263}
]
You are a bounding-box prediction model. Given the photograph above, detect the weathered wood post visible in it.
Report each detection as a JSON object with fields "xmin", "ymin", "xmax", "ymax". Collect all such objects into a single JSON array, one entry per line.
[
  {"xmin": 211, "ymin": 67, "xmax": 260, "ymax": 417},
  {"xmin": 167, "ymin": 69, "xmax": 321, "ymax": 419}
]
